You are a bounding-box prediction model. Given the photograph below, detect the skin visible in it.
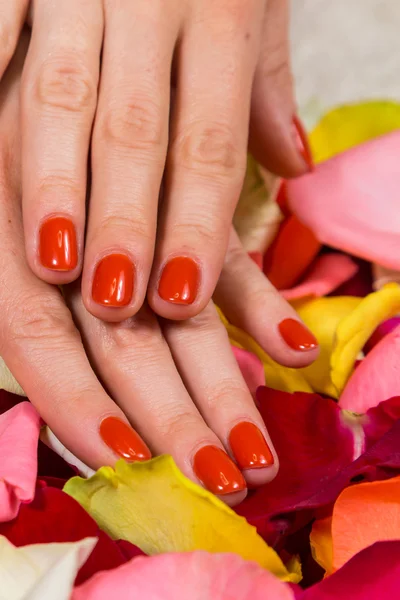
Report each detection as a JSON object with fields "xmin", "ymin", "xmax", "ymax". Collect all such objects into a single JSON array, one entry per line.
[
  {"xmin": 0, "ymin": 5, "xmax": 317, "ymax": 506},
  {"xmin": 1, "ymin": 0, "xmax": 308, "ymax": 324}
]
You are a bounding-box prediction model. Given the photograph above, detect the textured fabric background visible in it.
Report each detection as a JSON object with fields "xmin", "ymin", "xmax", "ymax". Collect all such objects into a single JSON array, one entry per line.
[{"xmin": 290, "ymin": 0, "xmax": 400, "ymax": 127}]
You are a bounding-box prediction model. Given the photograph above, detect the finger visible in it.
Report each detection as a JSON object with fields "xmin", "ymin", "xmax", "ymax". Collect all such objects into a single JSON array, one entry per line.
[
  {"xmin": 147, "ymin": 0, "xmax": 265, "ymax": 321},
  {"xmin": 21, "ymin": 0, "xmax": 103, "ymax": 284},
  {"xmin": 214, "ymin": 229, "xmax": 319, "ymax": 367},
  {"xmin": 249, "ymin": 0, "xmax": 313, "ymax": 178},
  {"xmin": 81, "ymin": 0, "xmax": 181, "ymax": 322},
  {"xmin": 0, "ymin": 0, "xmax": 28, "ymax": 81},
  {"xmin": 162, "ymin": 302, "xmax": 278, "ymax": 487},
  {"xmin": 67, "ymin": 292, "xmax": 247, "ymax": 505}
]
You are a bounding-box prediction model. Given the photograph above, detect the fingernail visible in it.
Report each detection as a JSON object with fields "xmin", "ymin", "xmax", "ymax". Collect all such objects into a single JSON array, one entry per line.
[
  {"xmin": 100, "ymin": 416, "xmax": 151, "ymax": 461},
  {"xmin": 278, "ymin": 318, "xmax": 318, "ymax": 351},
  {"xmin": 292, "ymin": 115, "xmax": 314, "ymax": 171},
  {"xmin": 229, "ymin": 422, "xmax": 274, "ymax": 470},
  {"xmin": 39, "ymin": 217, "xmax": 78, "ymax": 271},
  {"xmin": 92, "ymin": 254, "xmax": 134, "ymax": 307},
  {"xmin": 158, "ymin": 257, "xmax": 199, "ymax": 305},
  {"xmin": 248, "ymin": 252, "xmax": 263, "ymax": 270},
  {"xmin": 193, "ymin": 445, "xmax": 246, "ymax": 495}
]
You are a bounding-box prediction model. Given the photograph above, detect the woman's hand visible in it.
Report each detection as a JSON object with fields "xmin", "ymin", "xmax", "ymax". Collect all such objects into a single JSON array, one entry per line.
[
  {"xmin": 1, "ymin": 0, "xmax": 312, "ymax": 325},
  {"xmin": 0, "ymin": 32, "xmax": 318, "ymax": 506}
]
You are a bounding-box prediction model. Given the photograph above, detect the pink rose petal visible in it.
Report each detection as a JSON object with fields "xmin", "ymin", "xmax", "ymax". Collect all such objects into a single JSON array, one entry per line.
[
  {"xmin": 298, "ymin": 541, "xmax": 400, "ymax": 600},
  {"xmin": 232, "ymin": 346, "xmax": 265, "ymax": 396},
  {"xmin": 340, "ymin": 326, "xmax": 400, "ymax": 412},
  {"xmin": 286, "ymin": 131, "xmax": 400, "ymax": 270},
  {"xmin": 282, "ymin": 254, "xmax": 358, "ymax": 300},
  {"xmin": 0, "ymin": 402, "xmax": 41, "ymax": 522},
  {"xmin": 72, "ymin": 552, "xmax": 295, "ymax": 600}
]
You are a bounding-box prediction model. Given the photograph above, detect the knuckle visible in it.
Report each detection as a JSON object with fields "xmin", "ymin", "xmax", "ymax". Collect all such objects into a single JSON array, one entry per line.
[
  {"xmin": 7, "ymin": 291, "xmax": 80, "ymax": 349},
  {"xmin": 171, "ymin": 122, "xmax": 244, "ymax": 179},
  {"xmin": 93, "ymin": 214, "xmax": 153, "ymax": 245},
  {"xmin": 99, "ymin": 96, "xmax": 164, "ymax": 152},
  {"xmin": 35, "ymin": 57, "xmax": 96, "ymax": 113},
  {"xmin": 36, "ymin": 174, "xmax": 81, "ymax": 200},
  {"xmin": 170, "ymin": 216, "xmax": 225, "ymax": 249},
  {"xmin": 105, "ymin": 313, "xmax": 163, "ymax": 356},
  {"xmin": 157, "ymin": 410, "xmax": 203, "ymax": 442},
  {"xmin": 203, "ymin": 378, "xmax": 250, "ymax": 414}
]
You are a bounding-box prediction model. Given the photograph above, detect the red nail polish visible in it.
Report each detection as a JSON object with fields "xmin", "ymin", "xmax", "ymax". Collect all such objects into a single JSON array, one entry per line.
[
  {"xmin": 99, "ymin": 416, "xmax": 151, "ymax": 461},
  {"xmin": 278, "ymin": 318, "xmax": 318, "ymax": 352},
  {"xmin": 229, "ymin": 422, "xmax": 274, "ymax": 470},
  {"xmin": 39, "ymin": 217, "xmax": 78, "ymax": 271},
  {"xmin": 92, "ymin": 254, "xmax": 134, "ymax": 307},
  {"xmin": 193, "ymin": 445, "xmax": 246, "ymax": 495},
  {"xmin": 292, "ymin": 115, "xmax": 314, "ymax": 171},
  {"xmin": 158, "ymin": 257, "xmax": 199, "ymax": 305}
]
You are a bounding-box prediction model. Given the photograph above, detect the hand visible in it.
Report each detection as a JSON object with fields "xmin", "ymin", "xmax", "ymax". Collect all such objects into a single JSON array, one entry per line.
[
  {"xmin": 0, "ymin": 33, "xmax": 318, "ymax": 506},
  {"xmin": 1, "ymin": 0, "xmax": 311, "ymax": 326}
]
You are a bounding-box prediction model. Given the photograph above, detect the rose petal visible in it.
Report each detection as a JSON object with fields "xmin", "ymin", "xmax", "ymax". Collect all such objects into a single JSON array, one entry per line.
[
  {"xmin": 295, "ymin": 284, "xmax": 400, "ymax": 397},
  {"xmin": 236, "ymin": 389, "xmax": 400, "ymax": 538},
  {"xmin": 286, "ymin": 130, "xmax": 400, "ymax": 270},
  {"xmin": 232, "ymin": 346, "xmax": 265, "ymax": 396},
  {"xmin": 72, "ymin": 552, "xmax": 295, "ymax": 600},
  {"xmin": 264, "ymin": 215, "xmax": 321, "ymax": 290},
  {"xmin": 364, "ymin": 317, "xmax": 400, "ymax": 353},
  {"xmin": 299, "ymin": 541, "xmax": 400, "ymax": 600},
  {"xmin": 64, "ymin": 455, "xmax": 300, "ymax": 582},
  {"xmin": 0, "ymin": 484, "xmax": 137, "ymax": 585},
  {"xmin": 309, "ymin": 517, "xmax": 333, "ymax": 575},
  {"xmin": 340, "ymin": 326, "xmax": 400, "ymax": 412},
  {"xmin": 332, "ymin": 477, "xmax": 400, "ymax": 571},
  {"xmin": 0, "ymin": 535, "xmax": 96, "ymax": 600},
  {"xmin": 0, "ymin": 403, "xmax": 40, "ymax": 522},
  {"xmin": 282, "ymin": 254, "xmax": 358, "ymax": 300}
]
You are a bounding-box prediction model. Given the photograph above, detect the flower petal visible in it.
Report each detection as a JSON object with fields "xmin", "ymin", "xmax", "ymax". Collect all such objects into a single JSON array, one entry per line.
[
  {"xmin": 64, "ymin": 455, "xmax": 300, "ymax": 582},
  {"xmin": 310, "ymin": 517, "xmax": 333, "ymax": 575},
  {"xmin": 237, "ymin": 390, "xmax": 400, "ymax": 538},
  {"xmin": 340, "ymin": 326, "xmax": 400, "ymax": 412},
  {"xmin": 72, "ymin": 552, "xmax": 296, "ymax": 600},
  {"xmin": 300, "ymin": 541, "xmax": 400, "ymax": 600},
  {"xmin": 331, "ymin": 476, "xmax": 400, "ymax": 571},
  {"xmin": 0, "ymin": 535, "xmax": 96, "ymax": 600},
  {"xmin": 0, "ymin": 402, "xmax": 40, "ymax": 522},
  {"xmin": 263, "ymin": 215, "xmax": 321, "ymax": 290},
  {"xmin": 309, "ymin": 101, "xmax": 400, "ymax": 163},
  {"xmin": 0, "ymin": 356, "xmax": 25, "ymax": 396},
  {"xmin": 286, "ymin": 131, "xmax": 400, "ymax": 270},
  {"xmin": 0, "ymin": 484, "xmax": 136, "ymax": 585},
  {"xmin": 282, "ymin": 254, "xmax": 358, "ymax": 301},
  {"xmin": 294, "ymin": 296, "xmax": 361, "ymax": 396}
]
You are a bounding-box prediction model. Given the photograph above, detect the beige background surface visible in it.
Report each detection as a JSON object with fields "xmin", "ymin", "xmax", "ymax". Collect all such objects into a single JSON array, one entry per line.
[{"xmin": 290, "ymin": 0, "xmax": 400, "ymax": 128}]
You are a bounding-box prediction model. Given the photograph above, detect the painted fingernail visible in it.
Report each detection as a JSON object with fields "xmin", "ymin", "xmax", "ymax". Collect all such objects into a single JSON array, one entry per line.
[
  {"xmin": 193, "ymin": 445, "xmax": 246, "ymax": 495},
  {"xmin": 100, "ymin": 416, "xmax": 151, "ymax": 461},
  {"xmin": 292, "ymin": 115, "xmax": 314, "ymax": 171},
  {"xmin": 278, "ymin": 318, "xmax": 318, "ymax": 351},
  {"xmin": 158, "ymin": 257, "xmax": 199, "ymax": 305},
  {"xmin": 92, "ymin": 254, "xmax": 134, "ymax": 307},
  {"xmin": 39, "ymin": 217, "xmax": 78, "ymax": 271},
  {"xmin": 229, "ymin": 422, "xmax": 274, "ymax": 470},
  {"xmin": 248, "ymin": 252, "xmax": 263, "ymax": 270}
]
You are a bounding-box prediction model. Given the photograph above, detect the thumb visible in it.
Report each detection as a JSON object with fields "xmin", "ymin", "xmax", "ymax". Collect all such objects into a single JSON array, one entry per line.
[{"xmin": 249, "ymin": 0, "xmax": 313, "ymax": 178}]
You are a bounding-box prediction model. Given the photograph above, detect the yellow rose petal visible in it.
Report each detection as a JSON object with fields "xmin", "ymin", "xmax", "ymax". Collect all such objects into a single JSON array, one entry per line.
[
  {"xmin": 310, "ymin": 516, "xmax": 334, "ymax": 576},
  {"xmin": 331, "ymin": 283, "xmax": 400, "ymax": 395},
  {"xmin": 294, "ymin": 296, "xmax": 361, "ymax": 397},
  {"xmin": 64, "ymin": 456, "xmax": 300, "ymax": 583},
  {"xmin": 310, "ymin": 101, "xmax": 400, "ymax": 163}
]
